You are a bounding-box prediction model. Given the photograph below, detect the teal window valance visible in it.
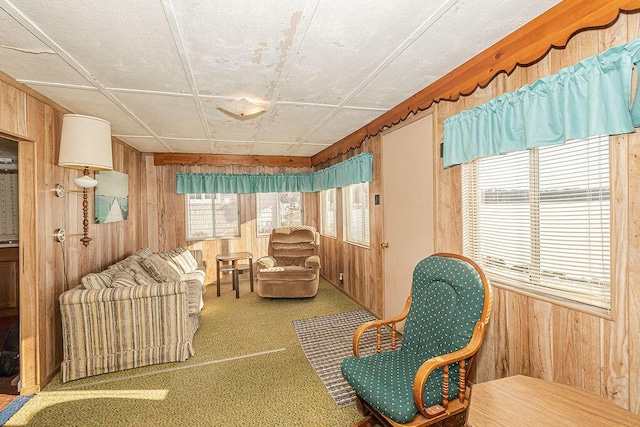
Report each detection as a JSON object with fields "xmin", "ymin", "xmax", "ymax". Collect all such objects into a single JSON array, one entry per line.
[
  {"xmin": 176, "ymin": 152, "xmax": 373, "ymax": 194},
  {"xmin": 443, "ymin": 36, "xmax": 640, "ymax": 167}
]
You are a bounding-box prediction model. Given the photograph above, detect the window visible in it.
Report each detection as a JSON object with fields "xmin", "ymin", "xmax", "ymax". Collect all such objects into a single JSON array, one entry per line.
[
  {"xmin": 462, "ymin": 136, "xmax": 610, "ymax": 312},
  {"xmin": 186, "ymin": 193, "xmax": 240, "ymax": 239},
  {"xmin": 320, "ymin": 188, "xmax": 337, "ymax": 237},
  {"xmin": 343, "ymin": 182, "xmax": 370, "ymax": 246},
  {"xmin": 256, "ymin": 192, "xmax": 303, "ymax": 235}
]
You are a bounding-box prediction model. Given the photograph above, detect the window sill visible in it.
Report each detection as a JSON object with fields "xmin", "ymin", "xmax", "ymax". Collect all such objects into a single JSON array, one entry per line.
[
  {"xmin": 186, "ymin": 236, "xmax": 241, "ymax": 242},
  {"xmin": 343, "ymin": 240, "xmax": 370, "ymax": 250},
  {"xmin": 489, "ymin": 279, "xmax": 613, "ymax": 320}
]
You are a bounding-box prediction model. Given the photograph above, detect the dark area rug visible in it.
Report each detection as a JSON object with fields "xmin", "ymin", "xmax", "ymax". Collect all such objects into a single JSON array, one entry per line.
[{"xmin": 292, "ymin": 309, "xmax": 401, "ymax": 407}]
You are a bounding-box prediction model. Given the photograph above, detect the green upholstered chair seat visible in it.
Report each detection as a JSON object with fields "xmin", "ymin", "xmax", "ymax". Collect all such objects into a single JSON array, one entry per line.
[
  {"xmin": 342, "ymin": 351, "xmax": 461, "ymax": 423},
  {"xmin": 340, "ymin": 255, "xmax": 486, "ymax": 424}
]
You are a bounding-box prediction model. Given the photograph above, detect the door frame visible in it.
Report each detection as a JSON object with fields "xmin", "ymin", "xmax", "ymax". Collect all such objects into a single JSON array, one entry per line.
[{"xmin": 1, "ymin": 130, "xmax": 39, "ymax": 395}]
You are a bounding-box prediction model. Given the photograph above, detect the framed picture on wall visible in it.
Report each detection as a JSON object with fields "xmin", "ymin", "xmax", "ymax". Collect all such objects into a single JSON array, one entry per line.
[{"xmin": 95, "ymin": 170, "xmax": 129, "ymax": 224}]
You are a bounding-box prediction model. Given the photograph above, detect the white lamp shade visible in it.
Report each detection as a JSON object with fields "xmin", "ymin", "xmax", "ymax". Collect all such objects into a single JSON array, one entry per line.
[{"xmin": 58, "ymin": 114, "xmax": 113, "ymax": 170}]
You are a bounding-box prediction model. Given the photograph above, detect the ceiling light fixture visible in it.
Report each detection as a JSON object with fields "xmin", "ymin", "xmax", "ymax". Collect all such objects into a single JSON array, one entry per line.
[{"xmin": 217, "ymin": 98, "xmax": 268, "ymax": 120}]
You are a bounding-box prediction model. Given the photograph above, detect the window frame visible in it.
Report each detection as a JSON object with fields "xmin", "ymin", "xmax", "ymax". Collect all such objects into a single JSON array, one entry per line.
[
  {"xmin": 256, "ymin": 192, "xmax": 304, "ymax": 237},
  {"xmin": 342, "ymin": 182, "xmax": 370, "ymax": 247},
  {"xmin": 185, "ymin": 193, "xmax": 241, "ymax": 240},
  {"xmin": 320, "ymin": 188, "xmax": 337, "ymax": 238},
  {"xmin": 462, "ymin": 136, "xmax": 611, "ymax": 315}
]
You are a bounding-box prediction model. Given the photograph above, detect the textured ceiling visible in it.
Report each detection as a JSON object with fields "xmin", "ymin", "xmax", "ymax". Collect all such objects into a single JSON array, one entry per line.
[{"xmin": 0, "ymin": 0, "xmax": 561, "ymax": 157}]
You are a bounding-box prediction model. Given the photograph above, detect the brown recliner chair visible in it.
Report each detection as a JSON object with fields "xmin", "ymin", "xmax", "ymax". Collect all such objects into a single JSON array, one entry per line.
[{"xmin": 256, "ymin": 226, "xmax": 321, "ymax": 298}]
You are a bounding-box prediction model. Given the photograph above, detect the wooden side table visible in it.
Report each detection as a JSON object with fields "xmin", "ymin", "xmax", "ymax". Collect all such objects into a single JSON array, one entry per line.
[
  {"xmin": 216, "ymin": 252, "xmax": 254, "ymax": 299},
  {"xmin": 467, "ymin": 375, "xmax": 640, "ymax": 426}
]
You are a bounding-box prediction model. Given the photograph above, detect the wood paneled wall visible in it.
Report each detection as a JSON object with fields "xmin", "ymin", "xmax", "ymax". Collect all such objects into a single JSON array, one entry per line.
[
  {"xmin": 316, "ymin": 136, "xmax": 384, "ymax": 317},
  {"xmin": 140, "ymin": 154, "xmax": 318, "ymax": 285},
  {"xmin": 432, "ymin": 14, "xmax": 640, "ymax": 413},
  {"xmin": 0, "ymin": 75, "xmax": 143, "ymax": 393}
]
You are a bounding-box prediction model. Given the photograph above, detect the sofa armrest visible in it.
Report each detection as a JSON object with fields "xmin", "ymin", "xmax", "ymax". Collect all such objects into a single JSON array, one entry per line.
[
  {"xmin": 59, "ymin": 281, "xmax": 191, "ymax": 382},
  {"xmin": 305, "ymin": 255, "xmax": 321, "ymax": 269}
]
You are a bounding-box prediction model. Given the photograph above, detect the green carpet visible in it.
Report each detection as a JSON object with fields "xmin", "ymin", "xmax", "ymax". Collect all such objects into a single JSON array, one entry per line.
[{"xmin": 6, "ymin": 278, "xmax": 366, "ymax": 426}]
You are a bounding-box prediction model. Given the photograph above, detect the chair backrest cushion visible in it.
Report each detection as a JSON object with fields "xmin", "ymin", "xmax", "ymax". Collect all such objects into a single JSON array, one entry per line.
[
  {"xmin": 401, "ymin": 255, "xmax": 485, "ymax": 360},
  {"xmin": 268, "ymin": 227, "xmax": 319, "ymax": 266}
]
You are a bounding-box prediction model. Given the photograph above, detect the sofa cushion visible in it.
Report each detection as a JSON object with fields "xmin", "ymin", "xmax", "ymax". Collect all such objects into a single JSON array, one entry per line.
[
  {"xmin": 108, "ymin": 254, "xmax": 144, "ymax": 272},
  {"xmin": 134, "ymin": 273, "xmax": 156, "ymax": 287},
  {"xmin": 257, "ymin": 266, "xmax": 316, "ymax": 282},
  {"xmin": 135, "ymin": 247, "xmax": 153, "ymax": 258},
  {"xmin": 81, "ymin": 270, "xmax": 116, "ymax": 290},
  {"xmin": 157, "ymin": 251, "xmax": 184, "ymax": 274},
  {"xmin": 111, "ymin": 271, "xmax": 138, "ymax": 288},
  {"xmin": 140, "ymin": 254, "xmax": 181, "ymax": 282},
  {"xmin": 124, "ymin": 259, "xmax": 158, "ymax": 284},
  {"xmin": 176, "ymin": 248, "xmax": 199, "ymax": 271}
]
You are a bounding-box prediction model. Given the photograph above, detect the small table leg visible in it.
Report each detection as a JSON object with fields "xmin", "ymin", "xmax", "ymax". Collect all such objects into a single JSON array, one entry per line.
[
  {"xmin": 249, "ymin": 258, "xmax": 254, "ymax": 292},
  {"xmin": 233, "ymin": 260, "xmax": 239, "ymax": 299},
  {"xmin": 216, "ymin": 259, "xmax": 221, "ymax": 297}
]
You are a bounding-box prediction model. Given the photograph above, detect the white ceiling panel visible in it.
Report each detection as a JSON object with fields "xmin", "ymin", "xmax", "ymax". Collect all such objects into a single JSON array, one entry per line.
[
  {"xmin": 349, "ymin": 0, "xmax": 561, "ymax": 108},
  {"xmin": 114, "ymin": 136, "xmax": 170, "ymax": 153},
  {"xmin": 213, "ymin": 141, "xmax": 253, "ymax": 155},
  {"xmin": 28, "ymin": 85, "xmax": 150, "ymax": 136},
  {"xmin": 0, "ymin": 1, "xmax": 564, "ymax": 156},
  {"xmin": 278, "ymin": 0, "xmax": 453, "ymax": 105},
  {"xmin": 163, "ymin": 139, "xmax": 210, "ymax": 153},
  {"xmin": 250, "ymin": 142, "xmax": 302, "ymax": 156},
  {"xmin": 306, "ymin": 109, "xmax": 385, "ymax": 145},
  {"xmin": 257, "ymin": 104, "xmax": 335, "ymax": 143},
  {"xmin": 8, "ymin": 0, "xmax": 190, "ymax": 92},
  {"xmin": 0, "ymin": 9, "xmax": 88, "ymax": 87},
  {"xmin": 114, "ymin": 92, "xmax": 205, "ymax": 139},
  {"xmin": 173, "ymin": 0, "xmax": 306, "ymax": 98},
  {"xmin": 294, "ymin": 143, "xmax": 330, "ymax": 157}
]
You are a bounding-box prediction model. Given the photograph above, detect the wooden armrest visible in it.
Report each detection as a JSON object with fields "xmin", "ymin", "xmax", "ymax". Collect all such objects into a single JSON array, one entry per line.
[
  {"xmin": 352, "ymin": 296, "xmax": 411, "ymax": 356},
  {"xmin": 413, "ymin": 321, "xmax": 487, "ymax": 418}
]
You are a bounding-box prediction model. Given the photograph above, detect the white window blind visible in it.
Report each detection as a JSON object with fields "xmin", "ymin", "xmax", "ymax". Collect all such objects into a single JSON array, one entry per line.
[
  {"xmin": 343, "ymin": 182, "xmax": 370, "ymax": 246},
  {"xmin": 320, "ymin": 188, "xmax": 337, "ymax": 237},
  {"xmin": 186, "ymin": 193, "xmax": 240, "ymax": 239},
  {"xmin": 463, "ymin": 136, "xmax": 610, "ymax": 312},
  {"xmin": 256, "ymin": 192, "xmax": 303, "ymax": 235}
]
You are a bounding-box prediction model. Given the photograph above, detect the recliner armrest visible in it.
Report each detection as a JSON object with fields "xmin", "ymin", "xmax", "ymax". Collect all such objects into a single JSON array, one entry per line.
[
  {"xmin": 305, "ymin": 255, "xmax": 320, "ymax": 269},
  {"xmin": 256, "ymin": 256, "xmax": 276, "ymax": 270}
]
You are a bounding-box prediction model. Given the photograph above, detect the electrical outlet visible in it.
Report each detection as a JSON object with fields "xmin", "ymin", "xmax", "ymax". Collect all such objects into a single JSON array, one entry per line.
[{"xmin": 339, "ymin": 272, "xmax": 344, "ymax": 284}]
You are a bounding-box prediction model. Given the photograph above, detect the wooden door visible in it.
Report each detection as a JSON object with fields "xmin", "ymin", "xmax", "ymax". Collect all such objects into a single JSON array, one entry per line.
[{"xmin": 382, "ymin": 114, "xmax": 435, "ymax": 332}]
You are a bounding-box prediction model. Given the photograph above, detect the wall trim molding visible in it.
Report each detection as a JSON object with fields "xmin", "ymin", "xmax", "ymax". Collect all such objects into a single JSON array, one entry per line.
[{"xmin": 154, "ymin": 153, "xmax": 312, "ymax": 168}]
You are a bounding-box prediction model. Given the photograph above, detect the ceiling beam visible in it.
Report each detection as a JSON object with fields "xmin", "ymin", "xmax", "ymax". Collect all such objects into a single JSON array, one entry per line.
[
  {"xmin": 311, "ymin": 0, "xmax": 640, "ymax": 167},
  {"xmin": 154, "ymin": 153, "xmax": 312, "ymax": 168}
]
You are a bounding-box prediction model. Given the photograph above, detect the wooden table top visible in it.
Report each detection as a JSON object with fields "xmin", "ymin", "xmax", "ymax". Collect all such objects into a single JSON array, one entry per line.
[
  {"xmin": 215, "ymin": 252, "xmax": 253, "ymax": 262},
  {"xmin": 467, "ymin": 375, "xmax": 640, "ymax": 426}
]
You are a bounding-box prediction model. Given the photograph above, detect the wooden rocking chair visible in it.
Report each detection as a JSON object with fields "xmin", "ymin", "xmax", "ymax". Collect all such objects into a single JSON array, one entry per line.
[{"xmin": 341, "ymin": 253, "xmax": 492, "ymax": 427}]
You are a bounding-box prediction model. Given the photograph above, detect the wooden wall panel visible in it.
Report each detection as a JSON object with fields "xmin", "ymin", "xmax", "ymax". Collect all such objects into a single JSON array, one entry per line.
[
  {"xmin": 433, "ymin": 13, "xmax": 640, "ymax": 413},
  {"xmin": 312, "ymin": 136, "xmax": 383, "ymax": 317},
  {"xmin": 0, "ymin": 77, "xmax": 145, "ymax": 393}
]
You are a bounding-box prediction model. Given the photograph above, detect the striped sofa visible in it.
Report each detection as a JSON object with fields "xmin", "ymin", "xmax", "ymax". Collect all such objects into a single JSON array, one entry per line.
[{"xmin": 59, "ymin": 248, "xmax": 206, "ymax": 382}]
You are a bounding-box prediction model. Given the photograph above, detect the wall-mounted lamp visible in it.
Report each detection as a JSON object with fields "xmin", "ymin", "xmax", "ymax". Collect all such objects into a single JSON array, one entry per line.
[{"xmin": 55, "ymin": 114, "xmax": 113, "ymax": 247}]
